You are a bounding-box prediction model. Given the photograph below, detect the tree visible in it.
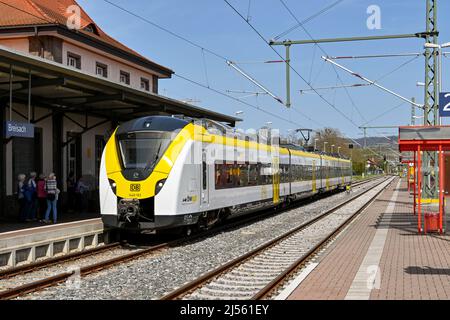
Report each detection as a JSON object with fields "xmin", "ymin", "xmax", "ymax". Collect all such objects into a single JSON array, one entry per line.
[{"xmin": 311, "ymin": 127, "xmax": 383, "ymax": 176}]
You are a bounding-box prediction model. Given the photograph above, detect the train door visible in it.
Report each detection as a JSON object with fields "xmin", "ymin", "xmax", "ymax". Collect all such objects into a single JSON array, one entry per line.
[
  {"xmin": 201, "ymin": 150, "xmax": 209, "ymax": 208},
  {"xmin": 272, "ymin": 156, "xmax": 280, "ymax": 204},
  {"xmin": 312, "ymin": 159, "xmax": 317, "ymax": 192}
]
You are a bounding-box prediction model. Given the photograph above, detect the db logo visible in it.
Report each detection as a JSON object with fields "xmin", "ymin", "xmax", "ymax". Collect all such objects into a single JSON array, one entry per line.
[{"xmin": 130, "ymin": 184, "xmax": 141, "ymax": 192}]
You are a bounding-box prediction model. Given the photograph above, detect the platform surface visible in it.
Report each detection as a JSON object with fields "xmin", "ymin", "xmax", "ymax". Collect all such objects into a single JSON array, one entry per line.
[
  {"xmin": 287, "ymin": 178, "xmax": 450, "ymax": 300},
  {"xmin": 0, "ymin": 212, "xmax": 100, "ymax": 235}
]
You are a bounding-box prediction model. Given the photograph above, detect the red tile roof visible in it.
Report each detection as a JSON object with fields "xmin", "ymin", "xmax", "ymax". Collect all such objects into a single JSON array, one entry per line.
[{"xmin": 0, "ymin": 0, "xmax": 173, "ymax": 75}]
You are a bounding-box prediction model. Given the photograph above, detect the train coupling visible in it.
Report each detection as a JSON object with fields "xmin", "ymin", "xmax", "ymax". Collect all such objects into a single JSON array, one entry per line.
[{"xmin": 118, "ymin": 199, "xmax": 140, "ymax": 223}]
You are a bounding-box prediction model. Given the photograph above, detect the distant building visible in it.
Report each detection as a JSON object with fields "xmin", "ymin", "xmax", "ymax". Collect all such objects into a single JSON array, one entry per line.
[{"xmin": 0, "ymin": 0, "xmax": 173, "ymax": 94}]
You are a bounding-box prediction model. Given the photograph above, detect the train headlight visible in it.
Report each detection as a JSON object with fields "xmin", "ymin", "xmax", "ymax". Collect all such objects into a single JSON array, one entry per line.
[
  {"xmin": 155, "ymin": 179, "xmax": 166, "ymax": 195},
  {"xmin": 108, "ymin": 179, "xmax": 117, "ymax": 194}
]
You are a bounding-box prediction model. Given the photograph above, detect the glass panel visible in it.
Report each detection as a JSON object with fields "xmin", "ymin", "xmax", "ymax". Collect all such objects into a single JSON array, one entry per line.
[{"xmin": 118, "ymin": 133, "xmax": 172, "ymax": 170}]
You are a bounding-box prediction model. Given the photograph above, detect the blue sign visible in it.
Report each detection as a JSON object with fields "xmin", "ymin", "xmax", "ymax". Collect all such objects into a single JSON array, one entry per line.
[
  {"xmin": 4, "ymin": 121, "xmax": 34, "ymax": 138},
  {"xmin": 439, "ymin": 92, "xmax": 450, "ymax": 117}
]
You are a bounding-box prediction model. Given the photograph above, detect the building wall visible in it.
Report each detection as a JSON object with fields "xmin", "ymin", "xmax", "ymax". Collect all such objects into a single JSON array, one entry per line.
[
  {"xmin": 61, "ymin": 113, "xmax": 113, "ymax": 192},
  {"xmin": 0, "ymin": 38, "xmax": 29, "ymax": 52},
  {"xmin": 0, "ymin": 36, "xmax": 160, "ymax": 94},
  {"xmin": 62, "ymin": 41, "xmax": 157, "ymax": 93},
  {"xmin": 5, "ymin": 104, "xmax": 53, "ymax": 196},
  {"xmin": 29, "ymin": 36, "xmax": 63, "ymax": 63},
  {"xmin": 4, "ymin": 104, "xmax": 113, "ymax": 196}
]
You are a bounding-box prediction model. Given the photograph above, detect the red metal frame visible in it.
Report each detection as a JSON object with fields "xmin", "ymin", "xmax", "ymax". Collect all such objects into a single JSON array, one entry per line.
[
  {"xmin": 398, "ymin": 125, "xmax": 447, "ymax": 234},
  {"xmin": 439, "ymin": 146, "xmax": 444, "ymax": 234},
  {"xmin": 413, "ymin": 151, "xmax": 416, "ymax": 217},
  {"xmin": 417, "ymin": 145, "xmax": 422, "ymax": 233}
]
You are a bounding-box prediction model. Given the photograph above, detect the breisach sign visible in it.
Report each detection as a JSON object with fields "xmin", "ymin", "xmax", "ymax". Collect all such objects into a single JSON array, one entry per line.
[{"xmin": 4, "ymin": 121, "xmax": 34, "ymax": 138}]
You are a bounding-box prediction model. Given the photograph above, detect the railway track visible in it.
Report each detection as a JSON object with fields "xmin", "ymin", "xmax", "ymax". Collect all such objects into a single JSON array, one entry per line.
[
  {"xmin": 0, "ymin": 176, "xmax": 384, "ymax": 300},
  {"xmin": 161, "ymin": 176, "xmax": 393, "ymax": 300}
]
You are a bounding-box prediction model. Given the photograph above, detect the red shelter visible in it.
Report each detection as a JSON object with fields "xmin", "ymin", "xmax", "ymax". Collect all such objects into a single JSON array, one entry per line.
[{"xmin": 398, "ymin": 125, "xmax": 449, "ymax": 234}]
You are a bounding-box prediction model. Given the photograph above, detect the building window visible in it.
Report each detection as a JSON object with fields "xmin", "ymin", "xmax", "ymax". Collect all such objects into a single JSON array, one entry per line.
[
  {"xmin": 96, "ymin": 62, "xmax": 108, "ymax": 78},
  {"xmin": 120, "ymin": 71, "xmax": 130, "ymax": 85},
  {"xmin": 140, "ymin": 78, "xmax": 150, "ymax": 91},
  {"xmin": 67, "ymin": 52, "xmax": 81, "ymax": 69}
]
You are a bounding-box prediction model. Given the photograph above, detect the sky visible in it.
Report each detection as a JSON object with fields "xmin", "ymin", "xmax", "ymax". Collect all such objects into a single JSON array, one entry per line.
[{"xmin": 76, "ymin": 0, "xmax": 450, "ymax": 140}]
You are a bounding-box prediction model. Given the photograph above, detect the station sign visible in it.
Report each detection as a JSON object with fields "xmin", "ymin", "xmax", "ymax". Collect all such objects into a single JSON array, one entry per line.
[
  {"xmin": 439, "ymin": 92, "xmax": 450, "ymax": 117},
  {"xmin": 4, "ymin": 121, "xmax": 34, "ymax": 138}
]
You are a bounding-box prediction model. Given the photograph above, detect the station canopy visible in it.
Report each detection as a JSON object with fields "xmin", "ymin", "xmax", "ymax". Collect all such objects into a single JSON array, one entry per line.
[
  {"xmin": 0, "ymin": 46, "xmax": 239, "ymax": 126},
  {"xmin": 398, "ymin": 125, "xmax": 450, "ymax": 152}
]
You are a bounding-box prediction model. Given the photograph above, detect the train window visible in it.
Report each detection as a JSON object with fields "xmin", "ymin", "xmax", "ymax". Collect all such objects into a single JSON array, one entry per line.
[
  {"xmin": 215, "ymin": 163, "xmax": 236, "ymax": 189},
  {"xmin": 225, "ymin": 165, "xmax": 234, "ymax": 185},
  {"xmin": 248, "ymin": 163, "xmax": 259, "ymax": 186},
  {"xmin": 299, "ymin": 165, "xmax": 304, "ymax": 181},
  {"xmin": 306, "ymin": 165, "xmax": 311, "ymax": 180},
  {"xmin": 237, "ymin": 164, "xmax": 249, "ymax": 187},
  {"xmin": 117, "ymin": 132, "xmax": 172, "ymax": 170},
  {"xmin": 293, "ymin": 165, "xmax": 301, "ymax": 182},
  {"xmin": 281, "ymin": 164, "xmax": 290, "ymax": 183},
  {"xmin": 260, "ymin": 164, "xmax": 273, "ymax": 185},
  {"xmin": 215, "ymin": 164, "xmax": 224, "ymax": 189}
]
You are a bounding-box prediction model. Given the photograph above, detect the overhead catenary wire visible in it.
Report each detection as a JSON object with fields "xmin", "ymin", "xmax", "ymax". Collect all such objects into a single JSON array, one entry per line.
[
  {"xmin": 0, "ymin": 0, "xmax": 308, "ymax": 133},
  {"xmin": 327, "ymin": 53, "xmax": 422, "ymax": 60},
  {"xmin": 201, "ymin": 48, "xmax": 210, "ymax": 88},
  {"xmin": 104, "ymin": 0, "xmax": 288, "ymax": 109},
  {"xmin": 227, "ymin": 61, "xmax": 284, "ymax": 104},
  {"xmin": 105, "ymin": 0, "xmax": 399, "ymax": 160},
  {"xmin": 322, "ymin": 56, "xmax": 423, "ymax": 108},
  {"xmin": 277, "ymin": 0, "xmax": 418, "ymax": 148},
  {"xmin": 272, "ymin": 0, "xmax": 346, "ymax": 41},
  {"xmin": 278, "ymin": 0, "xmax": 368, "ymax": 124},
  {"xmin": 174, "ymin": 73, "xmax": 307, "ymax": 128},
  {"xmin": 222, "ymin": 0, "xmax": 361, "ymax": 128},
  {"xmin": 223, "ymin": 0, "xmax": 396, "ymax": 159},
  {"xmin": 103, "ymin": 0, "xmax": 228, "ymax": 61},
  {"xmin": 104, "ymin": 0, "xmax": 392, "ymax": 151},
  {"xmin": 360, "ymin": 102, "xmax": 407, "ymax": 127}
]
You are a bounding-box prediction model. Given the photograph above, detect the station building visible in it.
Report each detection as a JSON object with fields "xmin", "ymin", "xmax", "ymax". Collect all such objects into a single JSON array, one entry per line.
[{"xmin": 0, "ymin": 0, "xmax": 237, "ymax": 219}]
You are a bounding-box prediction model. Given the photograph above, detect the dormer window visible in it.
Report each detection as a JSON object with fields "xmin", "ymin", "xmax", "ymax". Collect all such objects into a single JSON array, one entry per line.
[{"xmin": 83, "ymin": 23, "xmax": 99, "ymax": 35}]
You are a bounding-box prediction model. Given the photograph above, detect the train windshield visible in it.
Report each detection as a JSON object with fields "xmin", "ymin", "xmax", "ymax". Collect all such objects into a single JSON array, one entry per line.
[{"xmin": 117, "ymin": 132, "xmax": 173, "ymax": 170}]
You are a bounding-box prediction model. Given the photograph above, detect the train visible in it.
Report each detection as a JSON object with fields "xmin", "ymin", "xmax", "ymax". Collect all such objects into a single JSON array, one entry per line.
[{"xmin": 100, "ymin": 116, "xmax": 352, "ymax": 235}]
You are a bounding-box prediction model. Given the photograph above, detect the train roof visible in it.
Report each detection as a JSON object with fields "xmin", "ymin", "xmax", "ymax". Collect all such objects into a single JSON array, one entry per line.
[{"xmin": 116, "ymin": 116, "xmax": 189, "ymax": 135}]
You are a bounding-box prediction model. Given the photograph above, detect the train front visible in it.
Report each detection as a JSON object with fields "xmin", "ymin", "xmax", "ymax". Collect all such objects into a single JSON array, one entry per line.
[{"xmin": 99, "ymin": 116, "xmax": 192, "ymax": 232}]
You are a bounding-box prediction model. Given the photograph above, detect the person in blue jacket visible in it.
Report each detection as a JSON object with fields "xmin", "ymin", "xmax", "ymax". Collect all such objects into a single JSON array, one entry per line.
[
  {"xmin": 17, "ymin": 174, "xmax": 27, "ymax": 222},
  {"xmin": 24, "ymin": 172, "xmax": 38, "ymax": 222}
]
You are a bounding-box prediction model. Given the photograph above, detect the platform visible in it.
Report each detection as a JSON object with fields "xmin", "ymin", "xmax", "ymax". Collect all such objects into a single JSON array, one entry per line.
[
  {"xmin": 0, "ymin": 218, "xmax": 105, "ymax": 268},
  {"xmin": 286, "ymin": 178, "xmax": 450, "ymax": 300}
]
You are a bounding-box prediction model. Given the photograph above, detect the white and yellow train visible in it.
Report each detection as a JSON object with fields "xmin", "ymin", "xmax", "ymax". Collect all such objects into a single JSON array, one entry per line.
[{"xmin": 100, "ymin": 116, "xmax": 352, "ymax": 234}]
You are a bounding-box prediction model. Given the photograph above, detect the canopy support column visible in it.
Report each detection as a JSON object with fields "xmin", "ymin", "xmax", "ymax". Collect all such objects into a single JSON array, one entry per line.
[{"xmin": 418, "ymin": 146, "xmax": 422, "ymax": 233}]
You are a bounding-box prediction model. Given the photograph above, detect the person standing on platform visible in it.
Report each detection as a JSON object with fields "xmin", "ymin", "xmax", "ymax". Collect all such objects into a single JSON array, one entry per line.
[
  {"xmin": 24, "ymin": 172, "xmax": 38, "ymax": 221},
  {"xmin": 44, "ymin": 173, "xmax": 58, "ymax": 224},
  {"xmin": 36, "ymin": 174, "xmax": 47, "ymax": 220},
  {"xmin": 17, "ymin": 174, "xmax": 27, "ymax": 222}
]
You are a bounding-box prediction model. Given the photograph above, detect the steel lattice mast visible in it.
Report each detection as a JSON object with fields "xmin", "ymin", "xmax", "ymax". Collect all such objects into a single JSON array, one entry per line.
[{"xmin": 423, "ymin": 0, "xmax": 439, "ymax": 199}]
